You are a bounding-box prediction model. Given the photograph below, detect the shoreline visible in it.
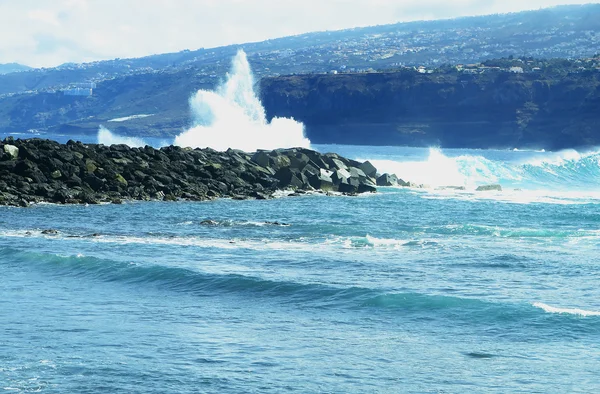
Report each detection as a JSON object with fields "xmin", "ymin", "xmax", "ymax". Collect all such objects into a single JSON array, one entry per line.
[{"xmin": 0, "ymin": 137, "xmax": 399, "ymax": 207}]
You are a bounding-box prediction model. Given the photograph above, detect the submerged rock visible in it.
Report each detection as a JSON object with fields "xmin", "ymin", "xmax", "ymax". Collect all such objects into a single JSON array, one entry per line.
[{"xmin": 476, "ymin": 184, "xmax": 503, "ymax": 192}]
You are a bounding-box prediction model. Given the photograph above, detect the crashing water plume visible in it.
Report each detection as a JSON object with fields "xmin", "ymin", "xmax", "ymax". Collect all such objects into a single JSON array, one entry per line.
[{"xmin": 174, "ymin": 49, "xmax": 310, "ymax": 152}]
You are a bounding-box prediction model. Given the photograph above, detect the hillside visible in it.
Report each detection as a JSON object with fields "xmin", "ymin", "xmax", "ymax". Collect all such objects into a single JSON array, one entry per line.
[
  {"xmin": 0, "ymin": 4, "xmax": 599, "ymax": 97},
  {"xmin": 0, "ymin": 68, "xmax": 212, "ymax": 138}
]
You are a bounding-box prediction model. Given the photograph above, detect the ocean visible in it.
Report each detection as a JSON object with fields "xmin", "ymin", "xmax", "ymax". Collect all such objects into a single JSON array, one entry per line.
[{"xmin": 2, "ymin": 143, "xmax": 599, "ymax": 393}]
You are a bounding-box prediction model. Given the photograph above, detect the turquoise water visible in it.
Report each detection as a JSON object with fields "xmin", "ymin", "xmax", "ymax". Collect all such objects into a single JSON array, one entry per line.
[{"xmin": 2, "ymin": 144, "xmax": 600, "ymax": 393}]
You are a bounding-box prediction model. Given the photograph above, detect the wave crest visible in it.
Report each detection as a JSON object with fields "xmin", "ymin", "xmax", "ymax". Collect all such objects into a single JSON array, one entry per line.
[{"xmin": 533, "ymin": 302, "xmax": 600, "ymax": 317}]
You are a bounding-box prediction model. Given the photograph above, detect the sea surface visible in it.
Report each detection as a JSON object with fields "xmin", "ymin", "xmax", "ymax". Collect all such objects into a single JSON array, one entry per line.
[{"xmin": 2, "ymin": 142, "xmax": 600, "ymax": 393}]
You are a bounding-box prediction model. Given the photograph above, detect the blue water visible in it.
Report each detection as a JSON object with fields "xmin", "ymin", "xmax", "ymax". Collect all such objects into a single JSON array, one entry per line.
[{"xmin": 2, "ymin": 143, "xmax": 600, "ymax": 393}]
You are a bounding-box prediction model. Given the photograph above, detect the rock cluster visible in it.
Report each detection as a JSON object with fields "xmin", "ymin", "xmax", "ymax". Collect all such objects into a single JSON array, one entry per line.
[{"xmin": 0, "ymin": 137, "xmax": 389, "ymax": 207}]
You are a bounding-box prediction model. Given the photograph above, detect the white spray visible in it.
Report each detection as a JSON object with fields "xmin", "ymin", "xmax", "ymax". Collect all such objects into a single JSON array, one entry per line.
[
  {"xmin": 97, "ymin": 125, "xmax": 147, "ymax": 147},
  {"xmin": 174, "ymin": 50, "xmax": 310, "ymax": 152}
]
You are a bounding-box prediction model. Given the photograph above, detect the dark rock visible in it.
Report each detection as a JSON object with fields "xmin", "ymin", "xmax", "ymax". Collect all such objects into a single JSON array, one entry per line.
[
  {"xmin": 288, "ymin": 152, "xmax": 310, "ymax": 169},
  {"xmin": 359, "ymin": 161, "xmax": 378, "ymax": 178},
  {"xmin": 302, "ymin": 163, "xmax": 320, "ymax": 177},
  {"xmin": 53, "ymin": 189, "xmax": 72, "ymax": 203},
  {"xmin": 348, "ymin": 167, "xmax": 367, "ymax": 179},
  {"xmin": 84, "ymin": 174, "xmax": 105, "ymax": 191},
  {"xmin": 308, "ymin": 173, "xmax": 335, "ymax": 191},
  {"xmin": 79, "ymin": 192, "xmax": 100, "ymax": 204},
  {"xmin": 41, "ymin": 229, "xmax": 59, "ymax": 235},
  {"xmin": 339, "ymin": 177, "xmax": 360, "ymax": 193},
  {"xmin": 269, "ymin": 154, "xmax": 291, "ymax": 171},
  {"xmin": 265, "ymin": 221, "xmax": 290, "ymax": 226},
  {"xmin": 358, "ymin": 183, "xmax": 377, "ymax": 193},
  {"xmin": 274, "ymin": 167, "xmax": 305, "ymax": 189},
  {"xmin": 251, "ymin": 151, "xmax": 270, "ymax": 167},
  {"xmin": 376, "ymin": 173, "xmax": 398, "ymax": 186},
  {"xmin": 1, "ymin": 139, "xmax": 384, "ymax": 206}
]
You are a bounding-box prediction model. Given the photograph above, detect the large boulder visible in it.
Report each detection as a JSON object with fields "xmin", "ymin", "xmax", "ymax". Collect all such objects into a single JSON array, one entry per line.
[
  {"xmin": 84, "ymin": 174, "xmax": 105, "ymax": 191},
  {"xmin": 309, "ymin": 173, "xmax": 334, "ymax": 191},
  {"xmin": 339, "ymin": 177, "xmax": 360, "ymax": 193},
  {"xmin": 348, "ymin": 167, "xmax": 367, "ymax": 179},
  {"xmin": 331, "ymin": 168, "xmax": 351, "ymax": 183},
  {"xmin": 358, "ymin": 182, "xmax": 377, "ymax": 193},
  {"xmin": 376, "ymin": 173, "xmax": 398, "ymax": 186},
  {"xmin": 269, "ymin": 154, "xmax": 291, "ymax": 171},
  {"xmin": 359, "ymin": 161, "xmax": 377, "ymax": 178},
  {"xmin": 288, "ymin": 152, "xmax": 310, "ymax": 169},
  {"xmin": 274, "ymin": 167, "xmax": 305, "ymax": 189},
  {"xmin": 251, "ymin": 151, "xmax": 270, "ymax": 167},
  {"xmin": 3, "ymin": 145, "xmax": 19, "ymax": 160}
]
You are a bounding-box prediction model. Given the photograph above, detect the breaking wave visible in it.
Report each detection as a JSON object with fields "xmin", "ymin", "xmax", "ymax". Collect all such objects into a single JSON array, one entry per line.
[
  {"xmin": 97, "ymin": 126, "xmax": 147, "ymax": 147},
  {"xmin": 369, "ymin": 147, "xmax": 600, "ymax": 192},
  {"xmin": 174, "ymin": 50, "xmax": 310, "ymax": 152},
  {"xmin": 2, "ymin": 246, "xmax": 598, "ymax": 333},
  {"xmin": 533, "ymin": 302, "xmax": 600, "ymax": 317}
]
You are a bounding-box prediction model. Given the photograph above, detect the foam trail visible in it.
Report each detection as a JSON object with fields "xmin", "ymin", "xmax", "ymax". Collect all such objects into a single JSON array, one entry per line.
[
  {"xmin": 174, "ymin": 50, "xmax": 310, "ymax": 152},
  {"xmin": 97, "ymin": 126, "xmax": 148, "ymax": 147},
  {"xmin": 533, "ymin": 302, "xmax": 600, "ymax": 317}
]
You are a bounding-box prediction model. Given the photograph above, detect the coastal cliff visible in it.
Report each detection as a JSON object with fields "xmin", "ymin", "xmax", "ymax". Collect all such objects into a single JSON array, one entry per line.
[
  {"xmin": 0, "ymin": 138, "xmax": 387, "ymax": 207},
  {"xmin": 260, "ymin": 70, "xmax": 600, "ymax": 150}
]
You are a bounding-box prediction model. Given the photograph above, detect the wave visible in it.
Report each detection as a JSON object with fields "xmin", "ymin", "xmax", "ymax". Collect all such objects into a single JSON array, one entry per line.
[
  {"xmin": 368, "ymin": 147, "xmax": 600, "ymax": 193},
  {"xmin": 533, "ymin": 302, "xmax": 600, "ymax": 317},
  {"xmin": 420, "ymin": 224, "xmax": 600, "ymax": 238},
  {"xmin": 107, "ymin": 114, "xmax": 154, "ymax": 123},
  {"xmin": 3, "ymin": 247, "xmax": 598, "ymax": 332},
  {"xmin": 0, "ymin": 226, "xmax": 452, "ymax": 253},
  {"xmin": 174, "ymin": 50, "xmax": 310, "ymax": 152},
  {"xmin": 418, "ymin": 189, "xmax": 600, "ymax": 205},
  {"xmin": 2, "ymin": 225, "xmax": 599, "ymax": 255}
]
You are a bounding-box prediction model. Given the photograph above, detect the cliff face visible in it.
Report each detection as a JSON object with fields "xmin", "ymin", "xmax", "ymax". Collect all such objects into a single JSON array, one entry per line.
[{"xmin": 260, "ymin": 71, "xmax": 600, "ymax": 150}]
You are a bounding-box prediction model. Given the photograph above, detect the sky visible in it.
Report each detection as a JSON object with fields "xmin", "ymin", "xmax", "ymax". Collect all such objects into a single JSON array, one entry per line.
[{"xmin": 0, "ymin": 0, "xmax": 598, "ymax": 68}]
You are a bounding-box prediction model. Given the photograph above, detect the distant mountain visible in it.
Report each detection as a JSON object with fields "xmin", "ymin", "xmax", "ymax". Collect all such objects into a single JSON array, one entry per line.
[{"xmin": 0, "ymin": 63, "xmax": 32, "ymax": 75}]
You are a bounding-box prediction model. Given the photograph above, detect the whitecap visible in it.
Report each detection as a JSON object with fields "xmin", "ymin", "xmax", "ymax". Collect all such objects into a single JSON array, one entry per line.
[{"xmin": 533, "ymin": 302, "xmax": 600, "ymax": 317}]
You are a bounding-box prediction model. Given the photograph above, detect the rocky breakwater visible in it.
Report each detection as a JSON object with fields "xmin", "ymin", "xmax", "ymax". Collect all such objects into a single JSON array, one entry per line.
[{"xmin": 0, "ymin": 137, "xmax": 389, "ymax": 207}]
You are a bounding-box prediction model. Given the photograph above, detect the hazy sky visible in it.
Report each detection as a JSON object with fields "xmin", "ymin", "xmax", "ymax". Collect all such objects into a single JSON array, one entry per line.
[{"xmin": 1, "ymin": 0, "xmax": 597, "ymax": 67}]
